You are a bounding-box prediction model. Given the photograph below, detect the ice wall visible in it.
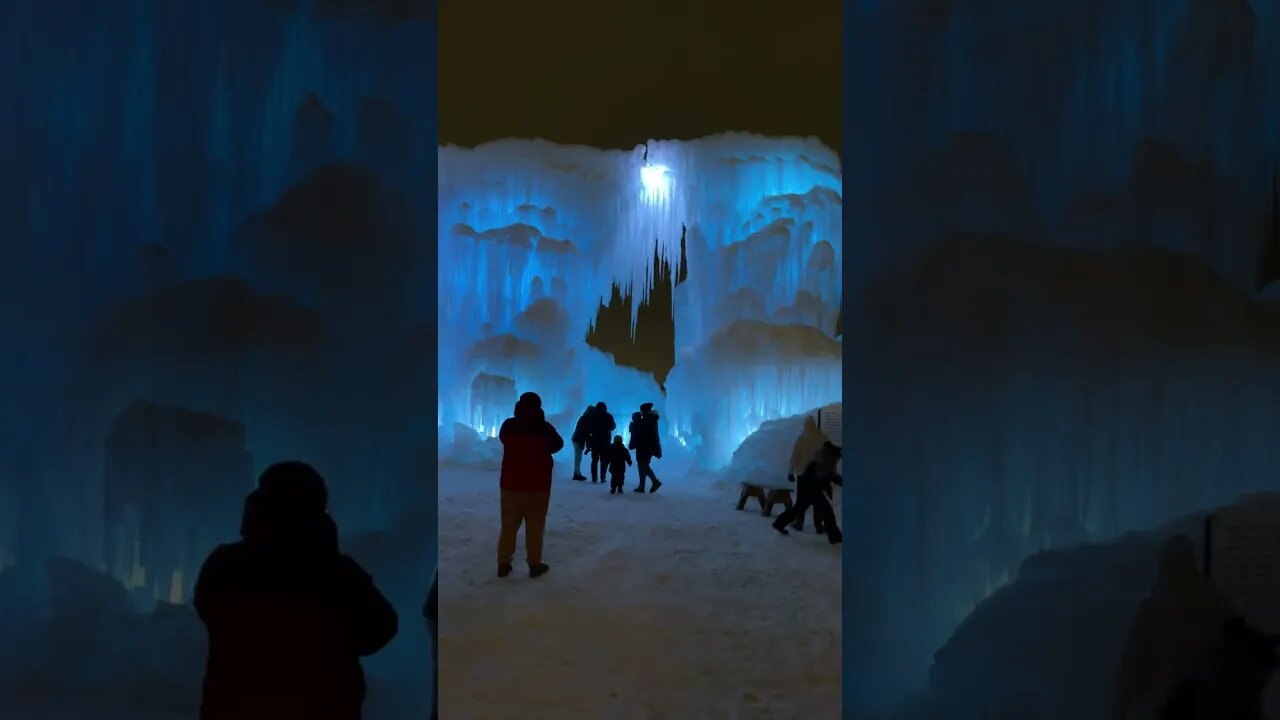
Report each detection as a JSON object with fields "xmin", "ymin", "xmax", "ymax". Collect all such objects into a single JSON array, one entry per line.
[
  {"xmin": 0, "ymin": 0, "xmax": 432, "ymax": 590},
  {"xmin": 851, "ymin": 0, "xmax": 1280, "ymax": 290},
  {"xmin": 0, "ymin": 1, "xmax": 434, "ymax": 716},
  {"xmin": 849, "ymin": 1, "xmax": 1280, "ymax": 712},
  {"xmin": 438, "ymin": 135, "xmax": 842, "ymax": 468}
]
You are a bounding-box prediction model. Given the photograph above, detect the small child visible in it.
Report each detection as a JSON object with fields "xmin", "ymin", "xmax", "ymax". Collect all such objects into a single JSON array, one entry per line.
[{"xmin": 608, "ymin": 435, "xmax": 632, "ymax": 495}]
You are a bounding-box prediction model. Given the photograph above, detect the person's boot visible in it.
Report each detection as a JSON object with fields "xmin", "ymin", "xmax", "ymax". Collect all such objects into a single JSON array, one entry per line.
[
  {"xmin": 498, "ymin": 562, "xmax": 513, "ymax": 578},
  {"xmin": 529, "ymin": 563, "xmax": 550, "ymax": 578},
  {"xmin": 573, "ymin": 473, "xmax": 586, "ymax": 481},
  {"xmin": 791, "ymin": 516, "xmax": 804, "ymax": 532},
  {"xmin": 633, "ymin": 485, "xmax": 645, "ymax": 493},
  {"xmin": 772, "ymin": 519, "xmax": 790, "ymax": 536},
  {"xmin": 649, "ymin": 478, "xmax": 663, "ymax": 493},
  {"xmin": 827, "ymin": 525, "xmax": 842, "ymax": 544}
]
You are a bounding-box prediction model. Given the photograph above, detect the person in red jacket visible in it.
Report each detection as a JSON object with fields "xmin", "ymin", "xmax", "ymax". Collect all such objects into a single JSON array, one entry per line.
[{"xmin": 497, "ymin": 391, "xmax": 564, "ymax": 578}]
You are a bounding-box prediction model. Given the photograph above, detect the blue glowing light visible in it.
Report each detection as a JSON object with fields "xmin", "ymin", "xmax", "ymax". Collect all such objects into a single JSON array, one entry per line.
[
  {"xmin": 640, "ymin": 164, "xmax": 671, "ymax": 199},
  {"xmin": 437, "ymin": 137, "xmax": 843, "ymax": 470}
]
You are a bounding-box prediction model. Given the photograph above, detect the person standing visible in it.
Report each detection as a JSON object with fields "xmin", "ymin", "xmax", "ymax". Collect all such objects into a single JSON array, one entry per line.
[
  {"xmin": 497, "ymin": 391, "xmax": 564, "ymax": 578},
  {"xmin": 195, "ymin": 461, "xmax": 398, "ymax": 720},
  {"xmin": 587, "ymin": 401, "xmax": 615, "ymax": 484},
  {"xmin": 632, "ymin": 402, "xmax": 663, "ymax": 493},
  {"xmin": 570, "ymin": 405, "xmax": 594, "ymax": 481},
  {"xmin": 423, "ymin": 572, "xmax": 438, "ymax": 720}
]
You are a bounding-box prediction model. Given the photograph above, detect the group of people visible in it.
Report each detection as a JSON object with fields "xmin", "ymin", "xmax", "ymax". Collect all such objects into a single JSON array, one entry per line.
[
  {"xmin": 189, "ymin": 401, "xmax": 839, "ymax": 718},
  {"xmin": 493, "ymin": 392, "xmax": 668, "ymax": 579},
  {"xmin": 569, "ymin": 401, "xmax": 664, "ymax": 494}
]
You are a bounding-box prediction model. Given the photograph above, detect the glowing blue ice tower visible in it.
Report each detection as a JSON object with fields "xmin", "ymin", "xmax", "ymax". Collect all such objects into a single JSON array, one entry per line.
[{"xmin": 437, "ymin": 134, "xmax": 842, "ymax": 470}]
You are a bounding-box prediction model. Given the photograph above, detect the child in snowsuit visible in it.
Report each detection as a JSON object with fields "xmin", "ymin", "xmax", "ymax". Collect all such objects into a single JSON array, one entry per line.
[{"xmin": 608, "ymin": 435, "xmax": 632, "ymax": 495}]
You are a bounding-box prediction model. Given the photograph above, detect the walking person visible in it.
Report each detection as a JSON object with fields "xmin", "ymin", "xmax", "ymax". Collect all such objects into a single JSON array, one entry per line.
[
  {"xmin": 787, "ymin": 415, "xmax": 829, "ymax": 532},
  {"xmin": 607, "ymin": 435, "xmax": 633, "ymax": 495},
  {"xmin": 772, "ymin": 442, "xmax": 843, "ymax": 544},
  {"xmin": 497, "ymin": 391, "xmax": 564, "ymax": 578},
  {"xmin": 587, "ymin": 401, "xmax": 615, "ymax": 484},
  {"xmin": 570, "ymin": 405, "xmax": 594, "ymax": 481},
  {"xmin": 631, "ymin": 402, "xmax": 663, "ymax": 493}
]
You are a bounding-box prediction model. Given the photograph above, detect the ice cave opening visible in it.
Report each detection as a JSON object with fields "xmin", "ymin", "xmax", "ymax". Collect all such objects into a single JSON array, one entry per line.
[{"xmin": 437, "ymin": 133, "xmax": 843, "ymax": 470}]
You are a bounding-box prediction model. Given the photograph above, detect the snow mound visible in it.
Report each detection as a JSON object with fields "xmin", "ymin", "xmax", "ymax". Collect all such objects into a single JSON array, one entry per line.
[{"xmin": 896, "ymin": 494, "xmax": 1280, "ymax": 720}]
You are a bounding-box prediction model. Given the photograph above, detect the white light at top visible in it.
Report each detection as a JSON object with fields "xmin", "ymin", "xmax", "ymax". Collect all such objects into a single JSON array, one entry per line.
[{"xmin": 640, "ymin": 164, "xmax": 672, "ymax": 201}]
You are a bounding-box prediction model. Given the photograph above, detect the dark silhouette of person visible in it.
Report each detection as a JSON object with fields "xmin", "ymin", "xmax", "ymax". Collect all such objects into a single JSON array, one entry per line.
[
  {"xmin": 627, "ymin": 412, "xmax": 642, "ymax": 452},
  {"xmin": 607, "ymin": 435, "xmax": 633, "ymax": 495},
  {"xmin": 1159, "ymin": 617, "xmax": 1280, "ymax": 720},
  {"xmin": 570, "ymin": 404, "xmax": 594, "ymax": 481},
  {"xmin": 1112, "ymin": 534, "xmax": 1235, "ymax": 720},
  {"xmin": 195, "ymin": 461, "xmax": 398, "ymax": 720},
  {"xmin": 586, "ymin": 401, "xmax": 615, "ymax": 484},
  {"xmin": 787, "ymin": 416, "xmax": 828, "ymax": 533},
  {"xmin": 498, "ymin": 391, "xmax": 564, "ymax": 578},
  {"xmin": 423, "ymin": 572, "xmax": 438, "ymax": 720},
  {"xmin": 772, "ymin": 442, "xmax": 843, "ymax": 544},
  {"xmin": 630, "ymin": 402, "xmax": 663, "ymax": 493}
]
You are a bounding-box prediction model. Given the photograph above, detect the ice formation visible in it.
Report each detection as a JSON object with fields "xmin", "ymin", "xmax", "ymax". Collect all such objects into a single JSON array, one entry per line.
[
  {"xmin": 438, "ymin": 135, "xmax": 843, "ymax": 469},
  {"xmin": 0, "ymin": 2, "xmax": 436, "ymax": 716},
  {"xmin": 847, "ymin": 1, "xmax": 1280, "ymax": 712}
]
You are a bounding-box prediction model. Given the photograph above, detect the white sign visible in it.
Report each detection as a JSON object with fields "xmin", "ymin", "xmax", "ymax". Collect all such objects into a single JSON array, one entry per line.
[
  {"xmin": 1208, "ymin": 502, "xmax": 1280, "ymax": 634},
  {"xmin": 817, "ymin": 404, "xmax": 842, "ymax": 447}
]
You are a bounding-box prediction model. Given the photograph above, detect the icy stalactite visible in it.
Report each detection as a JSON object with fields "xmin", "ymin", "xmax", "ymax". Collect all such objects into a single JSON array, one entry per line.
[
  {"xmin": 1, "ymin": 0, "xmax": 431, "ymax": 569},
  {"xmin": 103, "ymin": 399, "xmax": 253, "ymax": 604},
  {"xmin": 438, "ymin": 135, "xmax": 841, "ymax": 467}
]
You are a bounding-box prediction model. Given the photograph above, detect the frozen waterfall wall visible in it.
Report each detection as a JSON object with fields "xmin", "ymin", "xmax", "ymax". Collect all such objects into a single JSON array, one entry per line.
[
  {"xmin": 0, "ymin": 0, "xmax": 432, "ymax": 585},
  {"xmin": 848, "ymin": 0, "xmax": 1280, "ymax": 713},
  {"xmin": 438, "ymin": 135, "xmax": 842, "ymax": 468}
]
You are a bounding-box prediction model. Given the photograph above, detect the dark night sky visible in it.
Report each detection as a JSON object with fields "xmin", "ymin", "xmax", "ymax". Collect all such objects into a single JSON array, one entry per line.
[{"xmin": 439, "ymin": 0, "xmax": 842, "ymax": 154}]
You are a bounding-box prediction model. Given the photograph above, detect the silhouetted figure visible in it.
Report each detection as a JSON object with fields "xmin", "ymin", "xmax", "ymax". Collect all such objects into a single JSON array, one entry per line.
[
  {"xmin": 586, "ymin": 401, "xmax": 615, "ymax": 484},
  {"xmin": 570, "ymin": 405, "xmax": 594, "ymax": 481},
  {"xmin": 424, "ymin": 573, "xmax": 438, "ymax": 720},
  {"xmin": 627, "ymin": 412, "xmax": 642, "ymax": 465},
  {"xmin": 1112, "ymin": 534, "xmax": 1236, "ymax": 720},
  {"xmin": 772, "ymin": 442, "xmax": 842, "ymax": 544},
  {"xmin": 1257, "ymin": 166, "xmax": 1280, "ymax": 292},
  {"xmin": 607, "ymin": 435, "xmax": 633, "ymax": 495},
  {"xmin": 498, "ymin": 391, "xmax": 564, "ymax": 578},
  {"xmin": 195, "ymin": 461, "xmax": 398, "ymax": 720},
  {"xmin": 630, "ymin": 402, "xmax": 663, "ymax": 493},
  {"xmin": 1158, "ymin": 617, "xmax": 1280, "ymax": 720},
  {"xmin": 788, "ymin": 416, "xmax": 829, "ymax": 533}
]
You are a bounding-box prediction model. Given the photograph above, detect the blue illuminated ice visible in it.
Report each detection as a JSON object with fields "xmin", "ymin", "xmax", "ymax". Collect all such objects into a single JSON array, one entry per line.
[
  {"xmin": 640, "ymin": 163, "xmax": 672, "ymax": 201},
  {"xmin": 438, "ymin": 134, "xmax": 842, "ymax": 469}
]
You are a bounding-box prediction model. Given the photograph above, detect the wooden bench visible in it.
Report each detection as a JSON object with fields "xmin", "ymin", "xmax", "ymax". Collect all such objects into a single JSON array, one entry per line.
[{"xmin": 737, "ymin": 482, "xmax": 794, "ymax": 517}]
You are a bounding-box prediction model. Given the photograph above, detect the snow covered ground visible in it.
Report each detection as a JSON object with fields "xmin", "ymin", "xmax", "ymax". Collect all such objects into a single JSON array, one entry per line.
[{"xmin": 437, "ymin": 457, "xmax": 842, "ymax": 719}]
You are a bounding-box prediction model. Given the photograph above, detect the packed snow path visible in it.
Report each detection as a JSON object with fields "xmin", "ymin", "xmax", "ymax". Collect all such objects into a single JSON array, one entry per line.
[{"xmin": 437, "ymin": 463, "xmax": 842, "ymax": 719}]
